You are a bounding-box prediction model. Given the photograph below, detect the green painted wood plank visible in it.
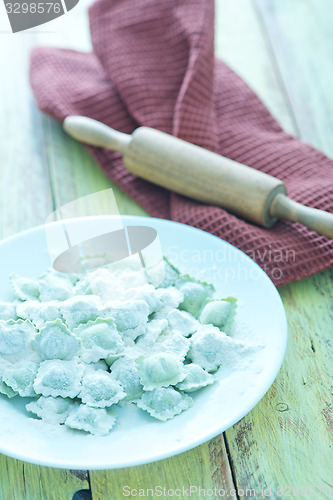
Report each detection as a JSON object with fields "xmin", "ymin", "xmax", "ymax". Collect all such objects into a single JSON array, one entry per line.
[
  {"xmin": 225, "ymin": 269, "xmax": 333, "ymax": 495},
  {"xmin": 0, "ymin": 456, "xmax": 90, "ymax": 500},
  {"xmin": 91, "ymin": 1, "xmax": 326, "ymax": 496},
  {"xmin": 90, "ymin": 436, "xmax": 236, "ymax": 500},
  {"xmin": 0, "ymin": 29, "xmax": 90, "ymax": 500},
  {"xmin": 216, "ymin": 0, "xmax": 333, "ymax": 495},
  {"xmin": 42, "ymin": 115, "xmax": 147, "ymax": 217},
  {"xmin": 254, "ymin": 0, "xmax": 333, "ymax": 156},
  {"xmin": 30, "ymin": 3, "xmax": 147, "ymax": 217},
  {"xmin": 215, "ymin": 0, "xmax": 296, "ymax": 134},
  {"xmin": 0, "ymin": 0, "xmax": 332, "ymax": 498},
  {"xmin": 0, "ymin": 36, "xmax": 53, "ymax": 240}
]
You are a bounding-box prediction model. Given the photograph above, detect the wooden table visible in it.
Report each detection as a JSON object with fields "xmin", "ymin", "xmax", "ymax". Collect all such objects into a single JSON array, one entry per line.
[{"xmin": 0, "ymin": 1, "xmax": 332, "ymax": 498}]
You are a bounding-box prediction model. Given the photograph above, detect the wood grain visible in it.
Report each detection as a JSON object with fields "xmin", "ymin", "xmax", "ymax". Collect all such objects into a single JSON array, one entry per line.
[
  {"xmin": 225, "ymin": 270, "xmax": 333, "ymax": 495},
  {"xmin": 221, "ymin": 0, "xmax": 333, "ymax": 495},
  {"xmin": 0, "ymin": 33, "xmax": 90, "ymax": 500},
  {"xmin": 255, "ymin": 0, "xmax": 333, "ymax": 156},
  {"xmin": 215, "ymin": 0, "xmax": 296, "ymax": 135},
  {"xmin": 42, "ymin": 115, "xmax": 147, "ymax": 217},
  {"xmin": 0, "ymin": 35, "xmax": 53, "ymax": 240},
  {"xmin": 0, "ymin": 0, "xmax": 332, "ymax": 498},
  {"xmin": 0, "ymin": 457, "xmax": 90, "ymax": 500},
  {"xmin": 89, "ymin": 435, "xmax": 236, "ymax": 500}
]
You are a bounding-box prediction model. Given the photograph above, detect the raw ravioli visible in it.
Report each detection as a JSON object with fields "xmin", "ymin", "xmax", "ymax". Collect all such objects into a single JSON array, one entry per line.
[
  {"xmin": 76, "ymin": 266, "xmax": 147, "ymax": 302},
  {"xmin": 155, "ymin": 331, "xmax": 191, "ymax": 361},
  {"xmin": 9, "ymin": 274, "xmax": 40, "ymax": 301},
  {"xmin": 74, "ymin": 318, "xmax": 124, "ymax": 363},
  {"xmin": 0, "ymin": 256, "xmax": 244, "ymax": 435},
  {"xmin": 38, "ymin": 269, "xmax": 74, "ymax": 302},
  {"xmin": 79, "ymin": 370, "xmax": 125, "ymax": 408},
  {"xmin": 26, "ymin": 396, "xmax": 76, "ymax": 424},
  {"xmin": 0, "ymin": 319, "xmax": 36, "ymax": 362},
  {"xmin": 75, "ymin": 268, "xmax": 114, "ymax": 298},
  {"xmin": 0, "ymin": 302, "xmax": 17, "ymax": 321},
  {"xmin": 0, "ymin": 359, "xmax": 18, "ymax": 398},
  {"xmin": 103, "ymin": 300, "xmax": 149, "ymax": 342},
  {"xmin": 137, "ymin": 387, "xmax": 193, "ymax": 421},
  {"xmin": 153, "ymin": 287, "xmax": 184, "ymax": 319},
  {"xmin": 137, "ymin": 352, "xmax": 186, "ymax": 390},
  {"xmin": 61, "ymin": 295, "xmax": 102, "ymax": 329},
  {"xmin": 16, "ymin": 300, "xmax": 61, "ymax": 329},
  {"xmin": 187, "ymin": 326, "xmax": 228, "ymax": 372},
  {"xmin": 32, "ymin": 319, "xmax": 80, "ymax": 360},
  {"xmin": 199, "ymin": 297, "xmax": 237, "ymax": 333},
  {"xmin": 65, "ymin": 404, "xmax": 117, "ymax": 435},
  {"xmin": 33, "ymin": 359, "xmax": 85, "ymax": 398},
  {"xmin": 111, "ymin": 357, "xmax": 144, "ymax": 402},
  {"xmin": 167, "ymin": 308, "xmax": 199, "ymax": 337},
  {"xmin": 176, "ymin": 363, "xmax": 216, "ymax": 392},
  {"xmin": 103, "ymin": 300, "xmax": 149, "ymax": 331},
  {"xmin": 135, "ymin": 319, "xmax": 168, "ymax": 349},
  {"xmin": 176, "ymin": 276, "xmax": 214, "ymax": 317},
  {"xmin": 157, "ymin": 257, "xmax": 180, "ymax": 288},
  {"xmin": 3, "ymin": 360, "xmax": 39, "ymax": 397},
  {"xmin": 87, "ymin": 360, "xmax": 109, "ymax": 371}
]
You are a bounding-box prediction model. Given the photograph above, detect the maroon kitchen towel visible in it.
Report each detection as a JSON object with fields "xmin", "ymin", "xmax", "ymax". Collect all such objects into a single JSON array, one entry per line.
[{"xmin": 30, "ymin": 0, "xmax": 333, "ymax": 286}]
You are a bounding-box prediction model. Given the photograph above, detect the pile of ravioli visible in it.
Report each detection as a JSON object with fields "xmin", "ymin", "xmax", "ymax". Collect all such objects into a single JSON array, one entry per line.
[{"xmin": 0, "ymin": 258, "xmax": 237, "ymax": 436}]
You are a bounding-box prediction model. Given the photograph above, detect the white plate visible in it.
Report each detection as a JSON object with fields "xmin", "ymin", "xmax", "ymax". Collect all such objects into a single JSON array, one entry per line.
[{"xmin": 0, "ymin": 216, "xmax": 287, "ymax": 469}]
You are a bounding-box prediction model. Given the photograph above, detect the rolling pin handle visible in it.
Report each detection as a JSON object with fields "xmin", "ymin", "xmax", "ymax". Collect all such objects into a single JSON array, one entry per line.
[
  {"xmin": 63, "ymin": 116, "xmax": 131, "ymax": 154},
  {"xmin": 270, "ymin": 193, "xmax": 333, "ymax": 239}
]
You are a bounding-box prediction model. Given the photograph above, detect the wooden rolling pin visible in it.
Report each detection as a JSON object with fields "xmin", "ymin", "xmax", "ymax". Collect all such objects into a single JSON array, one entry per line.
[{"xmin": 63, "ymin": 116, "xmax": 333, "ymax": 238}]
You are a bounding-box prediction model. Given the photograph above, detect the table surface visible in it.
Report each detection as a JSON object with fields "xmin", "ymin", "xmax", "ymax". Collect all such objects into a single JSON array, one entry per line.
[{"xmin": 0, "ymin": 1, "xmax": 332, "ymax": 499}]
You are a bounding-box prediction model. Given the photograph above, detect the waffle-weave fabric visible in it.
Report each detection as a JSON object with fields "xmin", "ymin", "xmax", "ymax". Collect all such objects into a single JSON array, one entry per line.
[{"xmin": 29, "ymin": 0, "xmax": 333, "ymax": 286}]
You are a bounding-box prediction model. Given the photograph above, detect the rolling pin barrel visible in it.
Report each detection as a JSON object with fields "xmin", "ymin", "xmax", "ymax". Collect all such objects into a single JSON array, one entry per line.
[
  {"xmin": 124, "ymin": 127, "xmax": 287, "ymax": 227},
  {"xmin": 64, "ymin": 116, "xmax": 333, "ymax": 239}
]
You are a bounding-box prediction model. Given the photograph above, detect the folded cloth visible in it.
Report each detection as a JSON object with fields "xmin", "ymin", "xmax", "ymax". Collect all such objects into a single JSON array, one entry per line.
[{"xmin": 30, "ymin": 0, "xmax": 333, "ymax": 286}]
